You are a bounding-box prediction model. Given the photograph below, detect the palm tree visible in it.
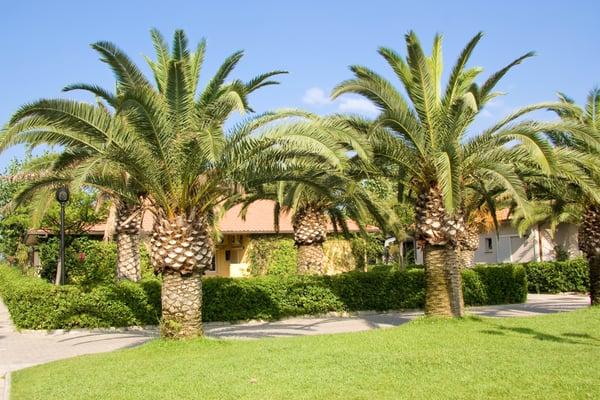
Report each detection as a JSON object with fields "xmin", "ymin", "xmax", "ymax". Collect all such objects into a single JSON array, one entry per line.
[
  {"xmin": 246, "ymin": 167, "xmax": 398, "ymax": 274},
  {"xmin": 515, "ymin": 89, "xmax": 600, "ymax": 304},
  {"xmin": 332, "ymin": 31, "xmax": 570, "ymax": 317},
  {"xmin": 3, "ymin": 29, "xmax": 331, "ymax": 338}
]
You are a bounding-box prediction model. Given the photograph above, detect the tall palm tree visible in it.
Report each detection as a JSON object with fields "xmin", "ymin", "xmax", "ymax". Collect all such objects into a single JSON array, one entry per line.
[
  {"xmin": 332, "ymin": 31, "xmax": 571, "ymax": 317},
  {"xmin": 515, "ymin": 89, "xmax": 600, "ymax": 304},
  {"xmin": 3, "ymin": 30, "xmax": 335, "ymax": 338}
]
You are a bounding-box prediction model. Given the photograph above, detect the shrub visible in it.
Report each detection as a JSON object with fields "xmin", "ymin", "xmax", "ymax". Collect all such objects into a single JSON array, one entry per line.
[
  {"xmin": 246, "ymin": 236, "xmax": 297, "ymax": 276},
  {"xmin": 1, "ymin": 262, "xmax": 528, "ymax": 328},
  {"xmin": 522, "ymin": 259, "xmax": 589, "ymax": 294},
  {"xmin": 38, "ymin": 237, "xmax": 117, "ymax": 286},
  {"xmin": 0, "ymin": 265, "xmax": 160, "ymax": 329},
  {"xmin": 202, "ymin": 264, "xmax": 525, "ymax": 322}
]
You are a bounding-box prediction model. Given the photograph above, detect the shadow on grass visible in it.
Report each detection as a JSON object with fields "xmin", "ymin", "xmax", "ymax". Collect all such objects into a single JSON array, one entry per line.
[{"xmin": 477, "ymin": 322, "xmax": 600, "ymax": 347}]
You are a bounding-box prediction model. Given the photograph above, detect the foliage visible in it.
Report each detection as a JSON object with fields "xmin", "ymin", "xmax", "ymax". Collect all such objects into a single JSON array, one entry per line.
[
  {"xmin": 246, "ymin": 235, "xmax": 297, "ymax": 276},
  {"xmin": 0, "ymin": 158, "xmax": 33, "ymax": 262},
  {"xmin": 0, "ymin": 265, "xmax": 160, "ymax": 329},
  {"xmin": 37, "ymin": 237, "xmax": 116, "ymax": 286},
  {"xmin": 1, "ymin": 262, "xmax": 526, "ymax": 328},
  {"xmin": 522, "ymin": 258, "xmax": 589, "ymax": 293},
  {"xmin": 349, "ymin": 233, "xmax": 384, "ymax": 270},
  {"xmin": 202, "ymin": 264, "xmax": 526, "ymax": 322}
]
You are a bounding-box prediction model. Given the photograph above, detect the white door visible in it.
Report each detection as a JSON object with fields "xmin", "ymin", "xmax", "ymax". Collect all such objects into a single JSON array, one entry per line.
[{"xmin": 497, "ymin": 237, "xmax": 512, "ymax": 263}]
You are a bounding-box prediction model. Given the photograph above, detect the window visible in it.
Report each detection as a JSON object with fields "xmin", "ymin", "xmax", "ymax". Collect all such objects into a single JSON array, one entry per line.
[
  {"xmin": 485, "ymin": 238, "xmax": 493, "ymax": 252},
  {"xmin": 208, "ymin": 256, "xmax": 216, "ymax": 272}
]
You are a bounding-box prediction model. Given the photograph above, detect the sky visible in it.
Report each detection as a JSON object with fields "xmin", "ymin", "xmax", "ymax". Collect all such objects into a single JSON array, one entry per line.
[{"xmin": 1, "ymin": 0, "xmax": 599, "ymax": 169}]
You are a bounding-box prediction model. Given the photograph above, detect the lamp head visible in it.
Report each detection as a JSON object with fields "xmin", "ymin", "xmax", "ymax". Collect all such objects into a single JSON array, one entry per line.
[{"xmin": 55, "ymin": 187, "xmax": 70, "ymax": 204}]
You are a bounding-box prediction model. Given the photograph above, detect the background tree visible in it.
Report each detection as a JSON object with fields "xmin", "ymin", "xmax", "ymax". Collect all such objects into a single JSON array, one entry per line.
[
  {"xmin": 333, "ymin": 31, "xmax": 571, "ymax": 317},
  {"xmin": 514, "ymin": 89, "xmax": 600, "ymax": 304}
]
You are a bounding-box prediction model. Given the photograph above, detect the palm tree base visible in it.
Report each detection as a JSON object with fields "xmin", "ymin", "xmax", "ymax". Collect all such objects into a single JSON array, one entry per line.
[
  {"xmin": 589, "ymin": 255, "xmax": 600, "ymax": 306},
  {"xmin": 160, "ymin": 270, "xmax": 203, "ymax": 338},
  {"xmin": 424, "ymin": 245, "xmax": 464, "ymax": 317}
]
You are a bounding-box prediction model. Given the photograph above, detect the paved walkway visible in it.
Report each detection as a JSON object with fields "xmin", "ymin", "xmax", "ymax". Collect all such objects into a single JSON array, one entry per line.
[{"xmin": 0, "ymin": 293, "xmax": 590, "ymax": 398}]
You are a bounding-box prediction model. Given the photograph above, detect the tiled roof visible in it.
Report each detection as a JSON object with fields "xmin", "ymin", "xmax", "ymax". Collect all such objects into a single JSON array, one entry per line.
[{"xmin": 29, "ymin": 200, "xmax": 376, "ymax": 236}]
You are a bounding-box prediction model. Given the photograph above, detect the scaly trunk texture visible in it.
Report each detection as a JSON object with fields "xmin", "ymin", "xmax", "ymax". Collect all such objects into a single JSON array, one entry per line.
[
  {"xmin": 150, "ymin": 211, "xmax": 213, "ymax": 338},
  {"xmin": 297, "ymin": 244, "xmax": 325, "ymax": 274},
  {"xmin": 457, "ymin": 222, "xmax": 479, "ymax": 269},
  {"xmin": 579, "ymin": 204, "xmax": 600, "ymax": 305},
  {"xmin": 293, "ymin": 206, "xmax": 327, "ymax": 274},
  {"xmin": 424, "ymin": 245, "xmax": 451, "ymax": 316},
  {"xmin": 416, "ymin": 186, "xmax": 465, "ymax": 317},
  {"xmin": 458, "ymin": 249, "xmax": 475, "ymax": 269},
  {"xmin": 115, "ymin": 205, "xmax": 142, "ymax": 282}
]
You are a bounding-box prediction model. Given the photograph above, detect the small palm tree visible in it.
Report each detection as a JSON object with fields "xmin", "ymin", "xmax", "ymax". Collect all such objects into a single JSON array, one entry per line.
[
  {"xmin": 333, "ymin": 31, "xmax": 570, "ymax": 316},
  {"xmin": 246, "ymin": 167, "xmax": 398, "ymax": 274},
  {"xmin": 3, "ymin": 30, "xmax": 330, "ymax": 337}
]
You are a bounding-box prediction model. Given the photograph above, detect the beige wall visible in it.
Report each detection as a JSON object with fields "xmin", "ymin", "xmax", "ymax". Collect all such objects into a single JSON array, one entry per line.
[{"xmin": 204, "ymin": 234, "xmax": 251, "ymax": 277}]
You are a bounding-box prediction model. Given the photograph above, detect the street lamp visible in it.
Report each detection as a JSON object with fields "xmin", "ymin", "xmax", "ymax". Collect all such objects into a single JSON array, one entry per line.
[{"xmin": 55, "ymin": 187, "xmax": 69, "ymax": 285}]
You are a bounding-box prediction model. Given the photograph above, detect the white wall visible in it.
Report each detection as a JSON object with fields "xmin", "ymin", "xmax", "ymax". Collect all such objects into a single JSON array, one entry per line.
[{"xmin": 413, "ymin": 222, "xmax": 580, "ymax": 265}]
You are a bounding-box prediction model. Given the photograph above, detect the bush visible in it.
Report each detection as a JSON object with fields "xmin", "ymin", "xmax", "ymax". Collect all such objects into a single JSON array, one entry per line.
[
  {"xmin": 1, "ymin": 262, "xmax": 528, "ymax": 328},
  {"xmin": 38, "ymin": 237, "xmax": 117, "ymax": 286},
  {"xmin": 202, "ymin": 264, "xmax": 526, "ymax": 322},
  {"xmin": 246, "ymin": 236, "xmax": 297, "ymax": 276},
  {"xmin": 0, "ymin": 265, "xmax": 160, "ymax": 329},
  {"xmin": 522, "ymin": 259, "xmax": 589, "ymax": 294}
]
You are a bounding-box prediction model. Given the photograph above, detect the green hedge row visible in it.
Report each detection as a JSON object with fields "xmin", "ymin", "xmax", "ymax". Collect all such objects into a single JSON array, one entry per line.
[
  {"xmin": 203, "ymin": 264, "xmax": 526, "ymax": 321},
  {"xmin": 0, "ymin": 263, "xmax": 528, "ymax": 329},
  {"xmin": 0, "ymin": 266, "xmax": 160, "ymax": 329},
  {"xmin": 521, "ymin": 259, "xmax": 589, "ymax": 294}
]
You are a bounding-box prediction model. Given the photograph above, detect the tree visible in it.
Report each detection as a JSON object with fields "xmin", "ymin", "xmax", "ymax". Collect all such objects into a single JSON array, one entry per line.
[
  {"xmin": 3, "ymin": 30, "xmax": 347, "ymax": 338},
  {"xmin": 515, "ymin": 88, "xmax": 600, "ymax": 304},
  {"xmin": 245, "ymin": 166, "xmax": 398, "ymax": 274},
  {"xmin": 333, "ymin": 31, "xmax": 569, "ymax": 317}
]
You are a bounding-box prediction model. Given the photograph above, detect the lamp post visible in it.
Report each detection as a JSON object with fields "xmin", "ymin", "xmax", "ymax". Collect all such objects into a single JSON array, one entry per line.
[{"xmin": 55, "ymin": 187, "xmax": 69, "ymax": 285}]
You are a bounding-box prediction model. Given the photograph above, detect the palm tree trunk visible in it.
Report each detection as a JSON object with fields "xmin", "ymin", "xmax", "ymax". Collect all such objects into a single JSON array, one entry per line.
[
  {"xmin": 416, "ymin": 186, "xmax": 466, "ymax": 317},
  {"xmin": 458, "ymin": 249, "xmax": 475, "ymax": 269},
  {"xmin": 161, "ymin": 269, "xmax": 203, "ymax": 337},
  {"xmin": 150, "ymin": 211, "xmax": 212, "ymax": 338},
  {"xmin": 424, "ymin": 244, "xmax": 452, "ymax": 316},
  {"xmin": 297, "ymin": 243, "xmax": 325, "ymax": 274},
  {"xmin": 293, "ymin": 206, "xmax": 327, "ymax": 274},
  {"xmin": 115, "ymin": 206, "xmax": 142, "ymax": 282},
  {"xmin": 578, "ymin": 204, "xmax": 600, "ymax": 305},
  {"xmin": 446, "ymin": 247, "xmax": 465, "ymax": 316},
  {"xmin": 589, "ymin": 256, "xmax": 600, "ymax": 306}
]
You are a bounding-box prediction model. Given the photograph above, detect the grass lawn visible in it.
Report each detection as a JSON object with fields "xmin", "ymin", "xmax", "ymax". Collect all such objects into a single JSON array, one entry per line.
[{"xmin": 12, "ymin": 307, "xmax": 600, "ymax": 400}]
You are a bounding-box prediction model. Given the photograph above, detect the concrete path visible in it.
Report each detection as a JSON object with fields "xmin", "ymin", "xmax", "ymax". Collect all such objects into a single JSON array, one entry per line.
[{"xmin": 0, "ymin": 293, "xmax": 591, "ymax": 399}]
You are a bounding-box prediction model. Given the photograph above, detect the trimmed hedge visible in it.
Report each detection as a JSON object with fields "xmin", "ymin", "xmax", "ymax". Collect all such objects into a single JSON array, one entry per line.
[
  {"xmin": 522, "ymin": 259, "xmax": 589, "ymax": 294},
  {"xmin": 0, "ymin": 266, "xmax": 160, "ymax": 329},
  {"xmin": 202, "ymin": 264, "xmax": 527, "ymax": 321},
  {"xmin": 1, "ymin": 263, "xmax": 528, "ymax": 328}
]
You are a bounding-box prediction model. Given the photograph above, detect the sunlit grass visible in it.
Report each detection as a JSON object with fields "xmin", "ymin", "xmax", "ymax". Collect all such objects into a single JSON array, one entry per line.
[{"xmin": 12, "ymin": 307, "xmax": 600, "ymax": 399}]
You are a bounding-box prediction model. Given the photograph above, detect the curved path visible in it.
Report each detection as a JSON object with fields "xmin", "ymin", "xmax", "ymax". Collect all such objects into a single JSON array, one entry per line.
[{"xmin": 0, "ymin": 293, "xmax": 590, "ymax": 398}]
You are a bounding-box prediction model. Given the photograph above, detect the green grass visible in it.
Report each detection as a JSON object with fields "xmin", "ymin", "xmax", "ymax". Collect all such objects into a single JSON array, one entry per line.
[{"xmin": 12, "ymin": 308, "xmax": 600, "ymax": 400}]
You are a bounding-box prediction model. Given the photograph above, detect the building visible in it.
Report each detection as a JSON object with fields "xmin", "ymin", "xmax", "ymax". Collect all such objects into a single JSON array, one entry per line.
[
  {"xmin": 409, "ymin": 210, "xmax": 581, "ymax": 265},
  {"xmin": 27, "ymin": 200, "xmax": 377, "ymax": 277}
]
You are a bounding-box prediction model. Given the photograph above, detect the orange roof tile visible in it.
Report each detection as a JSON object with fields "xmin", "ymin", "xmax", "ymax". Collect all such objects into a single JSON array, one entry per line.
[{"xmin": 29, "ymin": 200, "xmax": 376, "ymax": 237}]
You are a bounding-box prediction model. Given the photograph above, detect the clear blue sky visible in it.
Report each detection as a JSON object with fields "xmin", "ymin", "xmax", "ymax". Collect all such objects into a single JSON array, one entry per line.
[{"xmin": 1, "ymin": 0, "xmax": 599, "ymax": 169}]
